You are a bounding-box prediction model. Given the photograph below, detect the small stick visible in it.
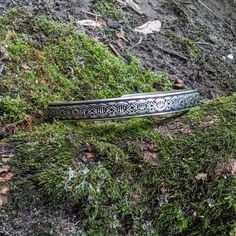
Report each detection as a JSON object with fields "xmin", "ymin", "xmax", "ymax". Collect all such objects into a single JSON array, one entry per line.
[
  {"xmin": 157, "ymin": 46, "xmax": 189, "ymax": 61},
  {"xmin": 130, "ymin": 36, "xmax": 143, "ymax": 49},
  {"xmin": 108, "ymin": 43, "xmax": 123, "ymax": 59},
  {"xmin": 82, "ymin": 10, "xmax": 102, "ymax": 18},
  {"xmin": 197, "ymin": 0, "xmax": 236, "ymax": 35}
]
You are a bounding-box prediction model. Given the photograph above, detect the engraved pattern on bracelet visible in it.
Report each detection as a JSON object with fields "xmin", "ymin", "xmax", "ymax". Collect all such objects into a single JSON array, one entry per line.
[{"xmin": 48, "ymin": 91, "xmax": 200, "ymax": 120}]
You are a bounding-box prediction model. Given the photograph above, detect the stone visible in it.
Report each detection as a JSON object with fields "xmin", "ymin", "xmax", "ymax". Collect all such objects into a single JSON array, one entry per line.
[{"xmin": 107, "ymin": 19, "xmax": 120, "ymax": 29}]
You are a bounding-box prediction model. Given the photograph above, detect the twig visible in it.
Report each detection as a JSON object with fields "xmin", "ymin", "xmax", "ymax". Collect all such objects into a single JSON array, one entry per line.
[
  {"xmin": 197, "ymin": 0, "xmax": 236, "ymax": 35},
  {"xmin": 82, "ymin": 10, "xmax": 102, "ymax": 18},
  {"xmin": 157, "ymin": 46, "xmax": 189, "ymax": 61},
  {"xmin": 194, "ymin": 41, "xmax": 213, "ymax": 47},
  {"xmin": 130, "ymin": 36, "xmax": 143, "ymax": 49},
  {"xmin": 108, "ymin": 43, "xmax": 123, "ymax": 60}
]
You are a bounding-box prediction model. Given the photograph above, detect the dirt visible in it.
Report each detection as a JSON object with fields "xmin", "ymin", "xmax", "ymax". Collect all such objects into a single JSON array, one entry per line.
[
  {"xmin": 0, "ymin": 206, "xmax": 84, "ymax": 235},
  {"xmin": 1, "ymin": 0, "xmax": 236, "ymax": 99}
]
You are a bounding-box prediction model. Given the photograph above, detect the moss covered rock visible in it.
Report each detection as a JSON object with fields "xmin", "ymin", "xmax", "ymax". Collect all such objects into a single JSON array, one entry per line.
[{"xmin": 0, "ymin": 8, "xmax": 235, "ymax": 236}]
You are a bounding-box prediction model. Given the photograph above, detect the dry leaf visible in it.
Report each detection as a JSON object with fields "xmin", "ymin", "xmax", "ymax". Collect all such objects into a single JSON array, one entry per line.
[
  {"xmin": 135, "ymin": 20, "xmax": 162, "ymax": 35},
  {"xmin": 21, "ymin": 63, "xmax": 31, "ymax": 70},
  {"xmin": 77, "ymin": 19, "xmax": 103, "ymax": 28},
  {"xmin": 115, "ymin": 0, "xmax": 127, "ymax": 7},
  {"xmin": 0, "ymin": 194, "xmax": 8, "ymax": 207},
  {"xmin": 116, "ymin": 27, "xmax": 129, "ymax": 42},
  {"xmin": 0, "ymin": 172, "xmax": 14, "ymax": 181},
  {"xmin": 0, "ymin": 183, "xmax": 9, "ymax": 195},
  {"xmin": 124, "ymin": 0, "xmax": 143, "ymax": 14},
  {"xmin": 195, "ymin": 173, "xmax": 208, "ymax": 181},
  {"xmin": 84, "ymin": 152, "xmax": 96, "ymax": 162}
]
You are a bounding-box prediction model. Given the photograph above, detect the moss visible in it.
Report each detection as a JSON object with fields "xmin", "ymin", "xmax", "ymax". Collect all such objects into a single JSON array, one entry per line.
[
  {"xmin": 187, "ymin": 105, "xmax": 205, "ymax": 124},
  {"xmin": 182, "ymin": 38, "xmax": 199, "ymax": 56},
  {"xmin": 0, "ymin": 8, "xmax": 170, "ymax": 124},
  {"xmin": 164, "ymin": 33, "xmax": 199, "ymax": 57},
  {"xmin": 11, "ymin": 94, "xmax": 236, "ymax": 235},
  {"xmin": 93, "ymin": 0, "xmax": 124, "ymax": 21},
  {"xmin": 1, "ymin": 8, "xmax": 236, "ymax": 236},
  {"xmin": 0, "ymin": 98, "xmax": 30, "ymax": 122}
]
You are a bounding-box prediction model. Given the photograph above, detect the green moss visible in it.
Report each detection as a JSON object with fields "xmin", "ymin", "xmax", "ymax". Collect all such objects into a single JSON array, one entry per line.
[
  {"xmin": 164, "ymin": 33, "xmax": 199, "ymax": 57},
  {"xmin": 11, "ymin": 95, "xmax": 236, "ymax": 235},
  {"xmin": 182, "ymin": 38, "xmax": 199, "ymax": 56},
  {"xmin": 187, "ymin": 105, "xmax": 205, "ymax": 124},
  {"xmin": 1, "ymin": 8, "xmax": 236, "ymax": 236},
  {"xmin": 93, "ymin": 0, "xmax": 124, "ymax": 20},
  {"xmin": 0, "ymin": 98, "xmax": 30, "ymax": 122},
  {"xmin": 0, "ymin": 9, "xmax": 170, "ymax": 124}
]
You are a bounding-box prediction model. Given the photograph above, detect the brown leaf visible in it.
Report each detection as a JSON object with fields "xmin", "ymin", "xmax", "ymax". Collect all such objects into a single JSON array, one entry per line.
[
  {"xmin": 175, "ymin": 79, "xmax": 184, "ymax": 84},
  {"xmin": 83, "ymin": 152, "xmax": 96, "ymax": 163},
  {"xmin": 173, "ymin": 83, "xmax": 185, "ymax": 89},
  {"xmin": 0, "ymin": 172, "xmax": 14, "ymax": 181}
]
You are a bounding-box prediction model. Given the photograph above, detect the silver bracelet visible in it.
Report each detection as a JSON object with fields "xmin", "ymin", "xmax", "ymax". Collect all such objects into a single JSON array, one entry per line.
[{"xmin": 47, "ymin": 90, "xmax": 200, "ymax": 121}]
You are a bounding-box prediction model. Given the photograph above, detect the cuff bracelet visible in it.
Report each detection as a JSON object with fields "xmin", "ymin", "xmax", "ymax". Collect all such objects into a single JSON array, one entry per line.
[{"xmin": 47, "ymin": 90, "xmax": 200, "ymax": 121}]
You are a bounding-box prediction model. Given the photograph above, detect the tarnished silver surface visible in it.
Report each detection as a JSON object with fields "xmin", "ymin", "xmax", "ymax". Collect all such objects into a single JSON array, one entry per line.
[{"xmin": 47, "ymin": 90, "xmax": 200, "ymax": 120}]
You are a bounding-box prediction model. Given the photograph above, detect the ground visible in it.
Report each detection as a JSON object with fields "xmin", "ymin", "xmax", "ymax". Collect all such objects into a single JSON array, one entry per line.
[{"xmin": 0, "ymin": 0, "xmax": 235, "ymax": 236}]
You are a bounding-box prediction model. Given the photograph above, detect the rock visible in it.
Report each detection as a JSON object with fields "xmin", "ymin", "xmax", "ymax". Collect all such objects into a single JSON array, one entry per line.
[{"xmin": 107, "ymin": 19, "xmax": 120, "ymax": 29}]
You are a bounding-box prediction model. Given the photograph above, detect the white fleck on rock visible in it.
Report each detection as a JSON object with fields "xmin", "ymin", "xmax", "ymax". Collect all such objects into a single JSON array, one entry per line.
[{"xmin": 227, "ymin": 54, "xmax": 234, "ymax": 60}]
